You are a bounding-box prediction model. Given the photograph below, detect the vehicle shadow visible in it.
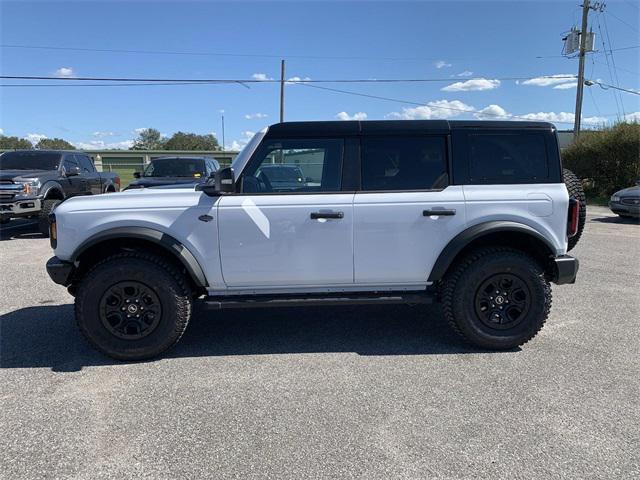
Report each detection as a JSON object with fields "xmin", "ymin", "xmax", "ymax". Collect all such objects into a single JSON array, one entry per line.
[
  {"xmin": 0, "ymin": 303, "xmax": 504, "ymax": 371},
  {"xmin": 0, "ymin": 220, "xmax": 43, "ymax": 241},
  {"xmin": 590, "ymin": 215, "xmax": 640, "ymax": 225}
]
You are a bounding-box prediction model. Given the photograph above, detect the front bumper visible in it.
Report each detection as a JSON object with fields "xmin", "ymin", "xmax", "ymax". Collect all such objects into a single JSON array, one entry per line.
[
  {"xmin": 609, "ymin": 201, "xmax": 640, "ymax": 217},
  {"xmin": 551, "ymin": 255, "xmax": 579, "ymax": 285},
  {"xmin": 0, "ymin": 198, "xmax": 42, "ymax": 218},
  {"xmin": 46, "ymin": 256, "xmax": 75, "ymax": 286}
]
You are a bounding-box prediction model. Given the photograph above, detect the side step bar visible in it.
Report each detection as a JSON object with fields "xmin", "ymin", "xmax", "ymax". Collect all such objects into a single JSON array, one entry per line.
[{"xmin": 200, "ymin": 292, "xmax": 434, "ymax": 310}]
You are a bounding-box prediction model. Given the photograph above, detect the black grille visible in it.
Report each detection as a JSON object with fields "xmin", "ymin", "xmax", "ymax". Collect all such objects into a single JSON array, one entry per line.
[
  {"xmin": 0, "ymin": 193, "xmax": 16, "ymax": 201},
  {"xmin": 621, "ymin": 197, "xmax": 640, "ymax": 206}
]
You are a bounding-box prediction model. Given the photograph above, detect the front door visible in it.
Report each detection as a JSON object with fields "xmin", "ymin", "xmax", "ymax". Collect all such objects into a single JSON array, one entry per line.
[
  {"xmin": 353, "ymin": 135, "xmax": 466, "ymax": 285},
  {"xmin": 218, "ymin": 137, "xmax": 354, "ymax": 288}
]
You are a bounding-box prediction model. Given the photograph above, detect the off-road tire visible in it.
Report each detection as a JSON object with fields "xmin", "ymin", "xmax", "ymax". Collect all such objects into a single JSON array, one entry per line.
[
  {"xmin": 441, "ymin": 247, "xmax": 551, "ymax": 350},
  {"xmin": 75, "ymin": 252, "xmax": 192, "ymax": 360},
  {"xmin": 563, "ymin": 168, "xmax": 586, "ymax": 251},
  {"xmin": 38, "ymin": 199, "xmax": 61, "ymax": 236}
]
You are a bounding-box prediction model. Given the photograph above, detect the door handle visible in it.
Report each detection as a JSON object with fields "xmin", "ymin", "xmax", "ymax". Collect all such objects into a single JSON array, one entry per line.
[
  {"xmin": 310, "ymin": 211, "xmax": 344, "ymax": 220},
  {"xmin": 423, "ymin": 208, "xmax": 456, "ymax": 216}
]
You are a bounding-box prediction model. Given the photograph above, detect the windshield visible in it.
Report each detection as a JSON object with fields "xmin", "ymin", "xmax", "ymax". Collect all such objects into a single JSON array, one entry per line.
[
  {"xmin": 0, "ymin": 151, "xmax": 61, "ymax": 170},
  {"xmin": 143, "ymin": 158, "xmax": 205, "ymax": 177}
]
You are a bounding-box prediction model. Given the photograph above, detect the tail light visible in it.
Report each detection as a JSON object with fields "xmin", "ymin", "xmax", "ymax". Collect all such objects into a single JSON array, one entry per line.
[
  {"xmin": 567, "ymin": 199, "xmax": 580, "ymax": 237},
  {"xmin": 114, "ymin": 176, "xmax": 121, "ymax": 191}
]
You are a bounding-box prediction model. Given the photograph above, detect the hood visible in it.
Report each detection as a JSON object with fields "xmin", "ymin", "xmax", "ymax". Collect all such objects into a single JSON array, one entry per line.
[
  {"xmin": 615, "ymin": 185, "xmax": 640, "ymax": 197},
  {"xmin": 55, "ymin": 184, "xmax": 207, "ymax": 214},
  {"xmin": 127, "ymin": 177, "xmax": 204, "ymax": 188},
  {"xmin": 0, "ymin": 170, "xmax": 54, "ymax": 182}
]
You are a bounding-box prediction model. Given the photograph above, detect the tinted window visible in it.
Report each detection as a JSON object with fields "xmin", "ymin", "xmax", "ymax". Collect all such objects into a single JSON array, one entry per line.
[
  {"xmin": 144, "ymin": 158, "xmax": 206, "ymax": 178},
  {"xmin": 63, "ymin": 156, "xmax": 79, "ymax": 171},
  {"xmin": 361, "ymin": 136, "xmax": 447, "ymax": 191},
  {"xmin": 75, "ymin": 154, "xmax": 95, "ymax": 173},
  {"xmin": 469, "ymin": 134, "xmax": 549, "ymax": 183},
  {"xmin": 0, "ymin": 151, "xmax": 61, "ymax": 170},
  {"xmin": 242, "ymin": 138, "xmax": 343, "ymax": 193}
]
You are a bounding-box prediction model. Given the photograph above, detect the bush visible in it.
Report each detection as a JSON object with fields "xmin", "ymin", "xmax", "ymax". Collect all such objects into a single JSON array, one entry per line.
[{"xmin": 562, "ymin": 122, "xmax": 640, "ymax": 197}]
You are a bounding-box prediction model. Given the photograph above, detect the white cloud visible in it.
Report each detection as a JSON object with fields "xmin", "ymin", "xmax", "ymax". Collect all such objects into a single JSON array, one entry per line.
[
  {"xmin": 0, "ymin": 128, "xmax": 3, "ymax": 135},
  {"xmin": 553, "ymin": 82, "xmax": 578, "ymax": 90},
  {"xmin": 286, "ymin": 76, "xmax": 311, "ymax": 84},
  {"xmin": 72, "ymin": 139, "xmax": 134, "ymax": 150},
  {"xmin": 456, "ymin": 71, "xmax": 474, "ymax": 77},
  {"xmin": 442, "ymin": 78, "xmax": 501, "ymax": 92},
  {"xmin": 335, "ymin": 111, "xmax": 368, "ymax": 121},
  {"xmin": 92, "ymin": 131, "xmax": 115, "ymax": 138},
  {"xmin": 54, "ymin": 67, "xmax": 75, "ymax": 78},
  {"xmin": 387, "ymin": 100, "xmax": 474, "ymax": 120},
  {"xmin": 25, "ymin": 133, "xmax": 47, "ymax": 144},
  {"xmin": 133, "ymin": 128, "xmax": 148, "ymax": 134},
  {"xmin": 474, "ymin": 104, "xmax": 510, "ymax": 119},
  {"xmin": 435, "ymin": 60, "xmax": 452, "ymax": 69},
  {"xmin": 252, "ymin": 73, "xmax": 273, "ymax": 81},
  {"xmin": 227, "ymin": 131, "xmax": 256, "ymax": 151},
  {"xmin": 244, "ymin": 112, "xmax": 268, "ymax": 120},
  {"xmin": 516, "ymin": 111, "xmax": 607, "ymax": 126},
  {"xmin": 519, "ymin": 74, "xmax": 576, "ymax": 87},
  {"xmin": 624, "ymin": 112, "xmax": 640, "ymax": 122}
]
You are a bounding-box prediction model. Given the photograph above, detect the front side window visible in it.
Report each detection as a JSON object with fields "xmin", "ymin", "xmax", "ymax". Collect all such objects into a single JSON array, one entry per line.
[
  {"xmin": 242, "ymin": 138, "xmax": 343, "ymax": 193},
  {"xmin": 63, "ymin": 157, "xmax": 79, "ymax": 172},
  {"xmin": 468, "ymin": 134, "xmax": 549, "ymax": 183},
  {"xmin": 75, "ymin": 155, "xmax": 95, "ymax": 173},
  {"xmin": 361, "ymin": 136, "xmax": 448, "ymax": 191}
]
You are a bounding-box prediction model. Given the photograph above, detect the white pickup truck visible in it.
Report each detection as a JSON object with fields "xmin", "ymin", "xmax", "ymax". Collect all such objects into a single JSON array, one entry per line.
[{"xmin": 46, "ymin": 120, "xmax": 584, "ymax": 360}]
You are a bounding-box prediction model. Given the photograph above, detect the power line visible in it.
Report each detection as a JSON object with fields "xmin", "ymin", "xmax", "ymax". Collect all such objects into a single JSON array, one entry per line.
[
  {"xmin": 606, "ymin": 9, "xmax": 639, "ymax": 33},
  {"xmin": 591, "ymin": 80, "xmax": 640, "ymax": 96}
]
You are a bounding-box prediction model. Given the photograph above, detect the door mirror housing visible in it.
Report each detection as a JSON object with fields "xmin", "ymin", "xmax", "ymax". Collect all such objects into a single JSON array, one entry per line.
[
  {"xmin": 197, "ymin": 166, "xmax": 235, "ymax": 196},
  {"xmin": 65, "ymin": 165, "xmax": 81, "ymax": 177},
  {"xmin": 133, "ymin": 171, "xmax": 141, "ymax": 179}
]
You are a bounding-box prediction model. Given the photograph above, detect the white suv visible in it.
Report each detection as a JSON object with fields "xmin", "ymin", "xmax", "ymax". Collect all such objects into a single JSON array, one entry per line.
[{"xmin": 46, "ymin": 120, "xmax": 583, "ymax": 360}]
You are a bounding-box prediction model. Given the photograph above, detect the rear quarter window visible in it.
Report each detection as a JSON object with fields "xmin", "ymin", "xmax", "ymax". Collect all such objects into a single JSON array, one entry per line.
[{"xmin": 468, "ymin": 133, "xmax": 550, "ymax": 184}]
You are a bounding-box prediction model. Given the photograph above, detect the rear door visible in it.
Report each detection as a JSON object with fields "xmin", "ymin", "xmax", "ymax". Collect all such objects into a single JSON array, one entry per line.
[
  {"xmin": 218, "ymin": 137, "xmax": 354, "ymax": 288},
  {"xmin": 353, "ymin": 135, "xmax": 466, "ymax": 285},
  {"xmin": 75, "ymin": 154, "xmax": 102, "ymax": 194}
]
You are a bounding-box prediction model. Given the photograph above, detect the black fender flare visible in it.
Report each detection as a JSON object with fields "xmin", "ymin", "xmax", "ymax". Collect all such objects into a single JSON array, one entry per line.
[
  {"xmin": 428, "ymin": 221, "xmax": 557, "ymax": 282},
  {"xmin": 40, "ymin": 181, "xmax": 65, "ymax": 200},
  {"xmin": 71, "ymin": 227, "xmax": 208, "ymax": 287}
]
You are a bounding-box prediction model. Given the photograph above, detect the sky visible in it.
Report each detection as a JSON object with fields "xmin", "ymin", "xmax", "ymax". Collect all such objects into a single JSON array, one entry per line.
[{"xmin": 0, "ymin": 0, "xmax": 638, "ymax": 151}]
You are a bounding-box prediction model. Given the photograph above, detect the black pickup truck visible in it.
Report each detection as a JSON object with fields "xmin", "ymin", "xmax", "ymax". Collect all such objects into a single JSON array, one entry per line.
[{"xmin": 0, "ymin": 150, "xmax": 120, "ymax": 235}]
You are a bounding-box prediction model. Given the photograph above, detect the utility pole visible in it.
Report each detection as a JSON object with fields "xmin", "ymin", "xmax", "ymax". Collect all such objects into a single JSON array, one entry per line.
[
  {"xmin": 221, "ymin": 111, "xmax": 225, "ymax": 152},
  {"xmin": 573, "ymin": 0, "xmax": 590, "ymax": 140},
  {"xmin": 279, "ymin": 59, "xmax": 285, "ymax": 123}
]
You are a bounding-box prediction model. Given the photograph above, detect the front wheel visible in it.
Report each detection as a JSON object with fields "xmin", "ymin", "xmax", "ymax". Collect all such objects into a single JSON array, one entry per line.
[
  {"xmin": 38, "ymin": 199, "xmax": 61, "ymax": 236},
  {"xmin": 75, "ymin": 252, "xmax": 193, "ymax": 360},
  {"xmin": 441, "ymin": 247, "xmax": 551, "ymax": 350}
]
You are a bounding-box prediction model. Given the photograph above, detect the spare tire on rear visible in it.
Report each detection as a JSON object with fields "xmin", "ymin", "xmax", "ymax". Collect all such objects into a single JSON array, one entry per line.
[{"xmin": 563, "ymin": 168, "xmax": 586, "ymax": 251}]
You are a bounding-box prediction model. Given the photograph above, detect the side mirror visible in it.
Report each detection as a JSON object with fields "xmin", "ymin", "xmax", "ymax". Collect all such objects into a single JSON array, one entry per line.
[
  {"xmin": 197, "ymin": 167, "xmax": 235, "ymax": 196},
  {"xmin": 65, "ymin": 165, "xmax": 81, "ymax": 177},
  {"xmin": 133, "ymin": 172, "xmax": 141, "ymax": 179}
]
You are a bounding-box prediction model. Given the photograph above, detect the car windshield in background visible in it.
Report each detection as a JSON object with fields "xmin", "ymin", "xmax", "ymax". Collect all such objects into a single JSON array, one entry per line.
[
  {"xmin": 0, "ymin": 152, "xmax": 61, "ymax": 170},
  {"xmin": 259, "ymin": 166, "xmax": 304, "ymax": 181},
  {"xmin": 143, "ymin": 158, "xmax": 205, "ymax": 177}
]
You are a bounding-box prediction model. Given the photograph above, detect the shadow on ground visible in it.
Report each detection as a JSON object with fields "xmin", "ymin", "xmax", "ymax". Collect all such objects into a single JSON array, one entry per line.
[
  {"xmin": 0, "ymin": 220, "xmax": 43, "ymax": 241},
  {"xmin": 590, "ymin": 215, "xmax": 639, "ymax": 225},
  {"xmin": 0, "ymin": 303, "xmax": 495, "ymax": 371}
]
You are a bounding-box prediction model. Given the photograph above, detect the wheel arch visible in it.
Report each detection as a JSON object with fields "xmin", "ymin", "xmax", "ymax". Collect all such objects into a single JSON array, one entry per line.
[
  {"xmin": 41, "ymin": 182, "xmax": 65, "ymax": 200},
  {"xmin": 428, "ymin": 221, "xmax": 557, "ymax": 283},
  {"xmin": 71, "ymin": 227, "xmax": 208, "ymax": 291}
]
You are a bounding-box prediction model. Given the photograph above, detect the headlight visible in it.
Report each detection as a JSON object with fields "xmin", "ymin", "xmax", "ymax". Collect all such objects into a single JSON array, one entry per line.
[
  {"xmin": 611, "ymin": 195, "xmax": 620, "ymax": 202},
  {"xmin": 20, "ymin": 180, "xmax": 40, "ymax": 196}
]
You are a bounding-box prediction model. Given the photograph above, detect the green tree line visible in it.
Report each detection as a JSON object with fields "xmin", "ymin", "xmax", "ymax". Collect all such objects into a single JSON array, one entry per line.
[{"xmin": 0, "ymin": 128, "xmax": 220, "ymax": 151}]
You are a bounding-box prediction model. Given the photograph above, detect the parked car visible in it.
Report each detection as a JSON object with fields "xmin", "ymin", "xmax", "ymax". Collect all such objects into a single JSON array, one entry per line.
[
  {"xmin": 609, "ymin": 181, "xmax": 640, "ymax": 218},
  {"xmin": 46, "ymin": 120, "xmax": 584, "ymax": 360},
  {"xmin": 0, "ymin": 150, "xmax": 120, "ymax": 235},
  {"xmin": 125, "ymin": 157, "xmax": 219, "ymax": 190},
  {"xmin": 255, "ymin": 164, "xmax": 309, "ymax": 191}
]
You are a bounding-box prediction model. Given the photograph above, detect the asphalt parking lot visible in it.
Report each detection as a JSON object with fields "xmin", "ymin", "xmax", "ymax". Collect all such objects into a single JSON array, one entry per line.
[{"xmin": 0, "ymin": 206, "xmax": 638, "ymax": 479}]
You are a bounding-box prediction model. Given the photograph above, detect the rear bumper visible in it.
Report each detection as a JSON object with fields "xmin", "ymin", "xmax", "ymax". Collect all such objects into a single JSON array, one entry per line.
[
  {"xmin": 46, "ymin": 256, "xmax": 74, "ymax": 286},
  {"xmin": 551, "ymin": 255, "xmax": 579, "ymax": 285}
]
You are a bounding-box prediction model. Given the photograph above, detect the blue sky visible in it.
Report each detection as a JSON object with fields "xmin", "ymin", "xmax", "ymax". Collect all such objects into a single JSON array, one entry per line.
[{"xmin": 1, "ymin": 0, "xmax": 638, "ymax": 150}]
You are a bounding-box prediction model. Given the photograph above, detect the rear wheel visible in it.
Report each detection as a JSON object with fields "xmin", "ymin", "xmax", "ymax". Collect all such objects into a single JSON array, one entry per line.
[
  {"xmin": 38, "ymin": 199, "xmax": 61, "ymax": 236},
  {"xmin": 441, "ymin": 247, "xmax": 551, "ymax": 350},
  {"xmin": 75, "ymin": 252, "xmax": 192, "ymax": 360},
  {"xmin": 563, "ymin": 168, "xmax": 586, "ymax": 251}
]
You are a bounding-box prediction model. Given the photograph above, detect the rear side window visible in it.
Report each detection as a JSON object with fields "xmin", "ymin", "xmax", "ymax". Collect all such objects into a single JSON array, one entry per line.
[
  {"xmin": 361, "ymin": 136, "xmax": 447, "ymax": 191},
  {"xmin": 468, "ymin": 134, "xmax": 549, "ymax": 183}
]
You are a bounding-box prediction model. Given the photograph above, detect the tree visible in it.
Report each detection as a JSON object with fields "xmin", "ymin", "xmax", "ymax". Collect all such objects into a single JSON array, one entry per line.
[
  {"xmin": 0, "ymin": 135, "xmax": 33, "ymax": 150},
  {"xmin": 131, "ymin": 128, "xmax": 165, "ymax": 150},
  {"xmin": 36, "ymin": 138, "xmax": 76, "ymax": 150},
  {"xmin": 163, "ymin": 131, "xmax": 219, "ymax": 151}
]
